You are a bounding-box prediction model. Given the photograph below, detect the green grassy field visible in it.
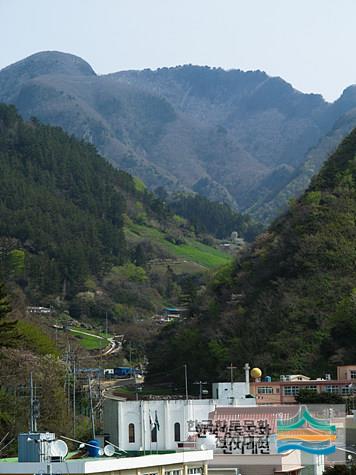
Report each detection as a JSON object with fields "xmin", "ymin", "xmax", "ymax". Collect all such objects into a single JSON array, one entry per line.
[
  {"xmin": 126, "ymin": 223, "xmax": 231, "ymax": 269},
  {"xmin": 69, "ymin": 328, "xmax": 109, "ymax": 350}
]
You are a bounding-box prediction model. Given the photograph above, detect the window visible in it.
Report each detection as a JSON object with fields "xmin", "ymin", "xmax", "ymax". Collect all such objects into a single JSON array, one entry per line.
[
  {"xmin": 257, "ymin": 387, "xmax": 273, "ymax": 394},
  {"xmin": 128, "ymin": 423, "xmax": 135, "ymax": 443},
  {"xmin": 283, "ymin": 386, "xmax": 299, "ymax": 396},
  {"xmin": 166, "ymin": 471, "xmax": 182, "ymax": 475},
  {"xmin": 174, "ymin": 422, "xmax": 181, "ymax": 442},
  {"xmin": 351, "ymin": 371, "xmax": 356, "ymax": 379},
  {"xmin": 325, "ymin": 385, "xmax": 340, "ymax": 394},
  {"xmin": 151, "ymin": 425, "xmax": 157, "ymax": 443},
  {"xmin": 304, "ymin": 385, "xmax": 317, "ymax": 392},
  {"xmin": 341, "ymin": 386, "xmax": 352, "ymax": 395},
  {"xmin": 188, "ymin": 468, "xmax": 202, "ymax": 474}
]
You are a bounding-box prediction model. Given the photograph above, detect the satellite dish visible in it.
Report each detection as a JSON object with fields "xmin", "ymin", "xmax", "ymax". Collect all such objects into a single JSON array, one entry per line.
[
  {"xmin": 50, "ymin": 440, "xmax": 68, "ymax": 458},
  {"xmin": 98, "ymin": 448, "xmax": 104, "ymax": 456},
  {"xmin": 104, "ymin": 445, "xmax": 115, "ymax": 457}
]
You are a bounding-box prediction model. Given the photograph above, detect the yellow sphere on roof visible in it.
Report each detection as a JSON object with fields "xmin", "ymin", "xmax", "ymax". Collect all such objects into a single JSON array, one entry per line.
[{"xmin": 250, "ymin": 367, "xmax": 262, "ymax": 379}]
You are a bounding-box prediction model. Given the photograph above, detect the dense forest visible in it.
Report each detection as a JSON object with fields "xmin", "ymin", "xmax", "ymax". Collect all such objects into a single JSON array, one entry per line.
[
  {"xmin": 147, "ymin": 127, "xmax": 356, "ymax": 384},
  {"xmin": 0, "ymin": 104, "xmax": 134, "ymax": 299},
  {"xmin": 167, "ymin": 192, "xmax": 261, "ymax": 240}
]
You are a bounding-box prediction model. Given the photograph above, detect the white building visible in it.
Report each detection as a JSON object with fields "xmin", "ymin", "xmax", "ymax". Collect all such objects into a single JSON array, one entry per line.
[
  {"xmin": 103, "ymin": 397, "xmax": 330, "ymax": 475},
  {"xmin": 211, "ymin": 383, "xmax": 255, "ymax": 406},
  {"xmin": 104, "ymin": 398, "xmax": 217, "ymax": 452},
  {"xmin": 104, "ymin": 370, "xmax": 256, "ymax": 453}
]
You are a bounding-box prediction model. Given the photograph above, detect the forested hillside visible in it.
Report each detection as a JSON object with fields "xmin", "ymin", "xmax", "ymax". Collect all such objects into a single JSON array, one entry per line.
[
  {"xmin": 0, "ymin": 104, "xmax": 129, "ymax": 299},
  {"xmin": 0, "ymin": 104, "xmax": 240, "ymax": 321},
  {"xmin": 0, "ymin": 104, "xmax": 239, "ymax": 441},
  {"xmin": 0, "ymin": 280, "xmax": 73, "ymax": 444},
  {"xmin": 147, "ymin": 127, "xmax": 356, "ymax": 383},
  {"xmin": 168, "ymin": 193, "xmax": 261, "ymax": 240},
  {"xmin": 2, "ymin": 51, "xmax": 356, "ymax": 222}
]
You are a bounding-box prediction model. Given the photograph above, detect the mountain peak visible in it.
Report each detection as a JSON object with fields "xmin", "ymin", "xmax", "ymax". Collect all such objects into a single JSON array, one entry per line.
[
  {"xmin": 337, "ymin": 84, "xmax": 356, "ymax": 105},
  {"xmin": 0, "ymin": 51, "xmax": 96, "ymax": 78}
]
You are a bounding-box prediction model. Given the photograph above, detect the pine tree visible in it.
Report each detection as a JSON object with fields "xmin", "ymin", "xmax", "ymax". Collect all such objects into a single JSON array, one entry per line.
[{"xmin": 0, "ymin": 282, "xmax": 18, "ymax": 347}]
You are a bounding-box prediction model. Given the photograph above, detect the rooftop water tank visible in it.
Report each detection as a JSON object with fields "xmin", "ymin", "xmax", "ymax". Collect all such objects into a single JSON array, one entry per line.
[{"xmin": 88, "ymin": 439, "xmax": 100, "ymax": 457}]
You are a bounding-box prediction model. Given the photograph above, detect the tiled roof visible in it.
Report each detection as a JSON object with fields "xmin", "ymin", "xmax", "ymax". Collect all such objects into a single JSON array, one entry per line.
[{"xmin": 208, "ymin": 406, "xmax": 300, "ymax": 434}]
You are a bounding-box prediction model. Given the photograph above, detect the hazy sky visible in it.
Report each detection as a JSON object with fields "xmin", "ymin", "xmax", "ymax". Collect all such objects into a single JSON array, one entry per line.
[{"xmin": 1, "ymin": 0, "xmax": 355, "ymax": 101}]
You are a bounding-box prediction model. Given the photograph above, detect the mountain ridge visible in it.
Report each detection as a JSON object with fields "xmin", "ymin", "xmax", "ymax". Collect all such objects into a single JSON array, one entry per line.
[{"xmin": 1, "ymin": 51, "xmax": 356, "ymax": 221}]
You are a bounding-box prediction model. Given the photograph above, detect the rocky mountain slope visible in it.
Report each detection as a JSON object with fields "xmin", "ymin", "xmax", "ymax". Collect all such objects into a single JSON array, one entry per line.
[
  {"xmin": 2, "ymin": 51, "xmax": 356, "ymax": 221},
  {"xmin": 251, "ymin": 87, "xmax": 356, "ymax": 222}
]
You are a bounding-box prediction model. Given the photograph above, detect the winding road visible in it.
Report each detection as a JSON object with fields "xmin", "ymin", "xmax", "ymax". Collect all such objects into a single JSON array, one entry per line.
[{"xmin": 69, "ymin": 328, "xmax": 123, "ymax": 356}]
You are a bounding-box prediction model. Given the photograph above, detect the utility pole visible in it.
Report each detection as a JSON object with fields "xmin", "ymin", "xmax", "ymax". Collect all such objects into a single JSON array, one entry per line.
[
  {"xmin": 30, "ymin": 373, "xmax": 34, "ymax": 432},
  {"xmin": 226, "ymin": 363, "xmax": 237, "ymax": 389},
  {"xmin": 33, "ymin": 383, "xmax": 38, "ymax": 432},
  {"xmin": 184, "ymin": 364, "xmax": 188, "ymax": 400},
  {"xmin": 105, "ymin": 312, "xmax": 108, "ymax": 340},
  {"xmin": 193, "ymin": 381, "xmax": 207, "ymax": 399},
  {"xmin": 29, "ymin": 373, "xmax": 40, "ymax": 432},
  {"xmin": 67, "ymin": 364, "xmax": 71, "ymax": 416},
  {"xmin": 73, "ymin": 361, "xmax": 76, "ymax": 438},
  {"xmin": 88, "ymin": 377, "xmax": 96, "ymax": 439}
]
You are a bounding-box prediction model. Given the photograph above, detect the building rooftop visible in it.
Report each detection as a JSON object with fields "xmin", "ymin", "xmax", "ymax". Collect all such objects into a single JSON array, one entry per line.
[{"xmin": 0, "ymin": 450, "xmax": 213, "ymax": 474}]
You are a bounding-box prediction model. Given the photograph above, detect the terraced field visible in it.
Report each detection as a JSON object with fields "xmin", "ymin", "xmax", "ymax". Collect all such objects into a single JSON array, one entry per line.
[{"xmin": 126, "ymin": 223, "xmax": 231, "ymax": 270}]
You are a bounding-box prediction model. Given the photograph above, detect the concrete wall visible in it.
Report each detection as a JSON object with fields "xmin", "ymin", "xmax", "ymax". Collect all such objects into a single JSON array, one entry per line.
[{"xmin": 211, "ymin": 383, "xmax": 252, "ymax": 405}]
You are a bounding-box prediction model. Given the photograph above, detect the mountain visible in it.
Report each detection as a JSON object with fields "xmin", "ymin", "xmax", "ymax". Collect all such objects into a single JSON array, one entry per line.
[
  {"xmin": 0, "ymin": 104, "xmax": 238, "ymax": 321},
  {"xmin": 110, "ymin": 66, "xmax": 355, "ymax": 210},
  {"xmin": 249, "ymin": 86, "xmax": 356, "ymax": 223},
  {"xmin": 147, "ymin": 127, "xmax": 356, "ymax": 383},
  {"xmin": 2, "ymin": 51, "xmax": 356, "ymax": 221},
  {"xmin": 0, "ymin": 104, "xmax": 245, "ymax": 441}
]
